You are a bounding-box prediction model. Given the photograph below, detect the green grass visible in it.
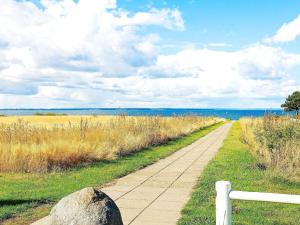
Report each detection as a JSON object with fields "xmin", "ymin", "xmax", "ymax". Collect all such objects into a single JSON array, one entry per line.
[
  {"xmin": 0, "ymin": 122, "xmax": 223, "ymax": 223},
  {"xmin": 178, "ymin": 122, "xmax": 300, "ymax": 225},
  {"xmin": 33, "ymin": 112, "xmax": 68, "ymax": 116}
]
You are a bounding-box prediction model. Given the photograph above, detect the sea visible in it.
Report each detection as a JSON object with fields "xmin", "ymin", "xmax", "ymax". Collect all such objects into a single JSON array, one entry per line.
[{"xmin": 0, "ymin": 108, "xmax": 290, "ymax": 120}]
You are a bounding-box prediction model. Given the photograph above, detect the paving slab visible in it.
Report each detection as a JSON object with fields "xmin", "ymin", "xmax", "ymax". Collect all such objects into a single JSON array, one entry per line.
[{"xmin": 101, "ymin": 123, "xmax": 232, "ymax": 225}]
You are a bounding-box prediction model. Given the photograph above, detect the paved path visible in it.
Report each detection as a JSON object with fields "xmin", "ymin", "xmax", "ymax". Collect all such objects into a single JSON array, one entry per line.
[{"xmin": 101, "ymin": 123, "xmax": 232, "ymax": 225}]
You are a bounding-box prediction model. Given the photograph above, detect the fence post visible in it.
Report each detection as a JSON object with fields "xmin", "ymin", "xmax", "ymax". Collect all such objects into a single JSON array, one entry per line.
[{"xmin": 216, "ymin": 181, "xmax": 232, "ymax": 225}]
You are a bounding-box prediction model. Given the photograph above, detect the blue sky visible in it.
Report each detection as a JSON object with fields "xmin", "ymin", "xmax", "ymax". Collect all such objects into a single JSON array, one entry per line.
[
  {"xmin": 118, "ymin": 0, "xmax": 300, "ymax": 51},
  {"xmin": 0, "ymin": 0, "xmax": 299, "ymax": 108}
]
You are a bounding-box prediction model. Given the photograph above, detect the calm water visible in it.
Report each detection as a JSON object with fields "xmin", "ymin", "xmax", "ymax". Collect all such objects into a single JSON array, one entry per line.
[{"xmin": 0, "ymin": 108, "xmax": 288, "ymax": 120}]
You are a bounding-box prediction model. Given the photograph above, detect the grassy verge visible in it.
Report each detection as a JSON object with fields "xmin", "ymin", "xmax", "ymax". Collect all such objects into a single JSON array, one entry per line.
[
  {"xmin": 0, "ymin": 122, "xmax": 223, "ymax": 224},
  {"xmin": 178, "ymin": 122, "xmax": 300, "ymax": 225}
]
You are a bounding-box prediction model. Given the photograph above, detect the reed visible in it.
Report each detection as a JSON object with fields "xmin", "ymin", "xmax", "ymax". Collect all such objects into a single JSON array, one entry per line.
[
  {"xmin": 0, "ymin": 115, "xmax": 220, "ymax": 172},
  {"xmin": 240, "ymin": 115, "xmax": 300, "ymax": 178}
]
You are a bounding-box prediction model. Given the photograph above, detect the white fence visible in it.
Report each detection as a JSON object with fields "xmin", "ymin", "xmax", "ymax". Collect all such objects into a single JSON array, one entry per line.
[{"xmin": 216, "ymin": 181, "xmax": 300, "ymax": 225}]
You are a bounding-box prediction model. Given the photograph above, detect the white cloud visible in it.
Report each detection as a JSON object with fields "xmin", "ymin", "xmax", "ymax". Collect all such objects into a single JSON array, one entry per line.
[
  {"xmin": 0, "ymin": 0, "xmax": 299, "ymax": 109},
  {"xmin": 117, "ymin": 8, "xmax": 184, "ymax": 31},
  {"xmin": 207, "ymin": 43, "xmax": 232, "ymax": 48},
  {"xmin": 265, "ymin": 14, "xmax": 300, "ymax": 43},
  {"xmin": 0, "ymin": 0, "xmax": 183, "ymax": 77}
]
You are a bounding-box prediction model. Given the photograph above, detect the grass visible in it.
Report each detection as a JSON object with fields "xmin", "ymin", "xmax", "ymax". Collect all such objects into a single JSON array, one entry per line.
[
  {"xmin": 240, "ymin": 115, "xmax": 300, "ymax": 179},
  {"xmin": 33, "ymin": 113, "xmax": 68, "ymax": 116},
  {"xmin": 0, "ymin": 115, "xmax": 220, "ymax": 172},
  {"xmin": 0, "ymin": 122, "xmax": 224, "ymax": 224},
  {"xmin": 178, "ymin": 122, "xmax": 300, "ymax": 225}
]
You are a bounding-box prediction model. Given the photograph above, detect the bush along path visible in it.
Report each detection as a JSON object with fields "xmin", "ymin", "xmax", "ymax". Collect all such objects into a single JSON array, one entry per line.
[{"xmin": 1, "ymin": 122, "xmax": 224, "ymax": 225}]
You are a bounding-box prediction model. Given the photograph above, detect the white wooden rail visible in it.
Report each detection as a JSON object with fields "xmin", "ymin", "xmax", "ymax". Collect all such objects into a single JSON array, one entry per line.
[{"xmin": 216, "ymin": 181, "xmax": 300, "ymax": 225}]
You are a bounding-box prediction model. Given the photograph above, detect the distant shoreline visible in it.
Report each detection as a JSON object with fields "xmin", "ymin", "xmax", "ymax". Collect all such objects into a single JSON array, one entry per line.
[
  {"xmin": 0, "ymin": 108, "xmax": 289, "ymax": 120},
  {"xmin": 0, "ymin": 107, "xmax": 283, "ymax": 110}
]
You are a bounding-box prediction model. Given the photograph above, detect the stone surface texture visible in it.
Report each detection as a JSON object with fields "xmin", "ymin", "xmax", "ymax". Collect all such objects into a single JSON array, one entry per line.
[{"xmin": 31, "ymin": 187, "xmax": 123, "ymax": 225}]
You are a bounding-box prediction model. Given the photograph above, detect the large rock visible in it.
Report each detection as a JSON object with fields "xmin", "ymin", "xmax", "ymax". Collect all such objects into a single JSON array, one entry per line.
[{"xmin": 32, "ymin": 187, "xmax": 123, "ymax": 225}]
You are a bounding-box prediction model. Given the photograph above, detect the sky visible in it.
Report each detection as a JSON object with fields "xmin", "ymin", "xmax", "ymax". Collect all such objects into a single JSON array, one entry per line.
[{"xmin": 0, "ymin": 0, "xmax": 300, "ymax": 109}]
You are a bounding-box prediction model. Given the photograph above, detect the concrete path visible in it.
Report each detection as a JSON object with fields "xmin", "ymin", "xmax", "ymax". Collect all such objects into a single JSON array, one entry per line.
[{"xmin": 101, "ymin": 123, "xmax": 232, "ymax": 225}]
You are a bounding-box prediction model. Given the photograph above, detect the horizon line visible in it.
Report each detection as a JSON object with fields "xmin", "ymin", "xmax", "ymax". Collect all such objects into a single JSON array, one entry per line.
[{"xmin": 0, "ymin": 107, "xmax": 283, "ymax": 110}]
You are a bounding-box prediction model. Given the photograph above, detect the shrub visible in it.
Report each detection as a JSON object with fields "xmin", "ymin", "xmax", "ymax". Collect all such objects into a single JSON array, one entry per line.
[{"xmin": 240, "ymin": 115, "xmax": 300, "ymax": 178}]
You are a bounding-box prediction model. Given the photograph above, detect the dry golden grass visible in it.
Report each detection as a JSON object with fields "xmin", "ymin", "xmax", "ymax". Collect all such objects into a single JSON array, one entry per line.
[
  {"xmin": 0, "ymin": 115, "xmax": 221, "ymax": 172},
  {"xmin": 240, "ymin": 115, "xmax": 300, "ymax": 178},
  {"xmin": 0, "ymin": 115, "xmax": 112, "ymax": 126}
]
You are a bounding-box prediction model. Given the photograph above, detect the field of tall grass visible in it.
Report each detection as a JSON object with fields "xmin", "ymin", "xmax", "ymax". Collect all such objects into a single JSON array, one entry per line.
[
  {"xmin": 240, "ymin": 115, "xmax": 300, "ymax": 178},
  {"xmin": 0, "ymin": 115, "xmax": 220, "ymax": 173}
]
